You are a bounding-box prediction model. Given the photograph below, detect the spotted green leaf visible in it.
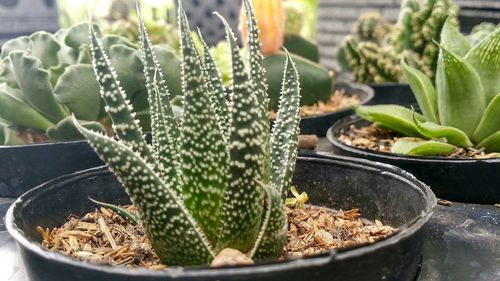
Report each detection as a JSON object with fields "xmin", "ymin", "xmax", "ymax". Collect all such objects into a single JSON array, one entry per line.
[
  {"xmin": 215, "ymin": 12, "xmax": 265, "ymax": 252},
  {"xmin": 73, "ymin": 119, "xmax": 214, "ymax": 265},
  {"xmin": 355, "ymin": 105, "xmax": 426, "ymax": 137},
  {"xmin": 89, "ymin": 25, "xmax": 155, "ymax": 165},
  {"xmin": 137, "ymin": 8, "xmax": 181, "ymax": 195},
  {"xmin": 412, "ymin": 112, "xmax": 473, "ymax": 147},
  {"xmin": 177, "ymin": 5, "xmax": 228, "ymax": 245},
  {"xmin": 391, "ymin": 138, "xmax": 457, "ymax": 156},
  {"xmin": 249, "ymin": 182, "xmax": 287, "ymax": 260},
  {"xmin": 270, "ymin": 50, "xmax": 301, "ymax": 199},
  {"xmin": 197, "ymin": 29, "xmax": 229, "ymax": 137}
]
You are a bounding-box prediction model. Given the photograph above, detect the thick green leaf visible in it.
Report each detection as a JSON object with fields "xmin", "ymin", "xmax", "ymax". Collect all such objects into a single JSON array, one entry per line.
[
  {"xmin": 0, "ymin": 122, "xmax": 23, "ymax": 145},
  {"xmin": 214, "ymin": 12, "xmax": 265, "ymax": 253},
  {"xmin": 412, "ymin": 112, "xmax": 473, "ymax": 147},
  {"xmin": 54, "ymin": 65, "xmax": 102, "ymax": 121},
  {"xmin": 178, "ymin": 7, "xmax": 228, "ymax": 246},
  {"xmin": 392, "ymin": 138, "xmax": 457, "ymax": 156},
  {"xmin": 29, "ymin": 31, "xmax": 61, "ymax": 68},
  {"xmin": 137, "ymin": 8, "xmax": 181, "ymax": 196},
  {"xmin": 477, "ymin": 131, "xmax": 500, "ymax": 153},
  {"xmin": 101, "ymin": 35, "xmax": 136, "ymax": 54},
  {"xmin": 439, "ymin": 17, "xmax": 471, "ymax": 58},
  {"xmin": 89, "ymin": 198, "xmax": 138, "ymax": 226},
  {"xmin": 73, "ymin": 119, "xmax": 214, "ymax": 265},
  {"xmin": 197, "ymin": 29, "xmax": 229, "ymax": 137},
  {"xmin": 108, "ymin": 45, "xmax": 145, "ymax": 102},
  {"xmin": 270, "ymin": 51, "xmax": 301, "ymax": 199},
  {"xmin": 402, "ymin": 58, "xmax": 439, "ymax": 123},
  {"xmin": 249, "ymin": 183, "xmax": 287, "ymax": 260},
  {"xmin": 0, "ymin": 85, "xmax": 54, "ymax": 130},
  {"xmin": 464, "ymin": 26, "xmax": 500, "ymax": 103},
  {"xmin": 89, "ymin": 25, "xmax": 156, "ymax": 165},
  {"xmin": 0, "ymin": 57, "xmax": 19, "ymax": 89},
  {"xmin": 243, "ymin": 0, "xmax": 271, "ymax": 181},
  {"xmin": 65, "ymin": 23, "xmax": 101, "ymax": 49},
  {"xmin": 48, "ymin": 63, "xmax": 68, "ymax": 87},
  {"xmin": 46, "ymin": 115, "xmax": 104, "ymax": 141},
  {"xmin": 0, "ymin": 36, "xmax": 30, "ymax": 59},
  {"xmin": 472, "ymin": 94, "xmax": 500, "ymax": 143},
  {"xmin": 9, "ymin": 51, "xmax": 68, "ymax": 123},
  {"xmin": 355, "ymin": 105, "xmax": 425, "ymax": 137},
  {"xmin": 436, "ymin": 45, "xmax": 485, "ymax": 137}
]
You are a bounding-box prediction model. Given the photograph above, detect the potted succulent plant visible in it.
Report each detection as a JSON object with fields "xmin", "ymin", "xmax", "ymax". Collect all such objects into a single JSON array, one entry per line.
[
  {"xmin": 337, "ymin": 0, "xmax": 458, "ymax": 106},
  {"xmin": 0, "ymin": 22, "xmax": 182, "ymax": 197},
  {"xmin": 6, "ymin": 2, "xmax": 435, "ymax": 280},
  {"xmin": 329, "ymin": 19, "xmax": 500, "ymax": 203}
]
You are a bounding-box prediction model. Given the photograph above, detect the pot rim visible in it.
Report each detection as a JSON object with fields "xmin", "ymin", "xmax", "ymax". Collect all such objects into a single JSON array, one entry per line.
[
  {"xmin": 327, "ymin": 115, "xmax": 500, "ymax": 164},
  {"xmin": 300, "ymin": 81, "xmax": 374, "ymax": 120},
  {"xmin": 6, "ymin": 156, "xmax": 435, "ymax": 277}
]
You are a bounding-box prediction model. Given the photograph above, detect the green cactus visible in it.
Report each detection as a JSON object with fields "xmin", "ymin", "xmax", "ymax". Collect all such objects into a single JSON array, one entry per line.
[
  {"xmin": 0, "ymin": 22, "xmax": 182, "ymax": 145},
  {"xmin": 284, "ymin": 1, "xmax": 305, "ymax": 35},
  {"xmin": 340, "ymin": 36, "xmax": 402, "ymax": 83},
  {"xmin": 391, "ymin": 0, "xmax": 458, "ymax": 78},
  {"xmin": 352, "ymin": 12, "xmax": 391, "ymax": 43},
  {"xmin": 74, "ymin": 0, "xmax": 301, "ymax": 266}
]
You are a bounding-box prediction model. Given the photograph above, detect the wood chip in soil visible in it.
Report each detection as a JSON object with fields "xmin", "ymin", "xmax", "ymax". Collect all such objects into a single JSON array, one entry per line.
[
  {"xmin": 39, "ymin": 204, "xmax": 396, "ymax": 269},
  {"xmin": 338, "ymin": 124, "xmax": 499, "ymax": 159}
]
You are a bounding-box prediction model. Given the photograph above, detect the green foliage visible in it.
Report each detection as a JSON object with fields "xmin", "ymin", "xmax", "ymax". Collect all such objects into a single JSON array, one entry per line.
[
  {"xmin": 355, "ymin": 23, "xmax": 500, "ymax": 156},
  {"xmin": 75, "ymin": 0, "xmax": 301, "ymax": 266},
  {"xmin": 0, "ymin": 22, "xmax": 182, "ymax": 145},
  {"xmin": 338, "ymin": 0, "xmax": 458, "ymax": 83}
]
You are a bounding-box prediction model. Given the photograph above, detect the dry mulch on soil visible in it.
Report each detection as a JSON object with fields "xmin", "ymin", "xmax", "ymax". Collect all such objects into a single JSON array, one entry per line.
[
  {"xmin": 39, "ymin": 204, "xmax": 396, "ymax": 269},
  {"xmin": 338, "ymin": 125, "xmax": 499, "ymax": 159},
  {"xmin": 270, "ymin": 90, "xmax": 360, "ymax": 119}
]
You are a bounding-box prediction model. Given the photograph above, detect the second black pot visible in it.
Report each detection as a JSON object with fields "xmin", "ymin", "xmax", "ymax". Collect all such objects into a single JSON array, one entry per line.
[
  {"xmin": 0, "ymin": 140, "xmax": 103, "ymax": 197},
  {"xmin": 6, "ymin": 156, "xmax": 435, "ymax": 281},
  {"xmin": 327, "ymin": 116, "xmax": 500, "ymax": 204},
  {"xmin": 297, "ymin": 81, "xmax": 373, "ymax": 136},
  {"xmin": 368, "ymin": 83, "xmax": 416, "ymax": 106}
]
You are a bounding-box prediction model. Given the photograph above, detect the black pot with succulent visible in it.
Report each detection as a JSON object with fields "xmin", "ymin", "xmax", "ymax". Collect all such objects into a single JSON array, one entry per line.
[
  {"xmin": 329, "ymin": 19, "xmax": 500, "ymax": 204},
  {"xmin": 7, "ymin": 2, "xmax": 435, "ymax": 280}
]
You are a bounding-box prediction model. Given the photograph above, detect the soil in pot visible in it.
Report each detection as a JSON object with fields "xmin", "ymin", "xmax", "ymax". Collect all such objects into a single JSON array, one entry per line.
[
  {"xmin": 270, "ymin": 89, "xmax": 360, "ymax": 119},
  {"xmin": 38, "ymin": 201, "xmax": 396, "ymax": 269},
  {"xmin": 338, "ymin": 124, "xmax": 499, "ymax": 159}
]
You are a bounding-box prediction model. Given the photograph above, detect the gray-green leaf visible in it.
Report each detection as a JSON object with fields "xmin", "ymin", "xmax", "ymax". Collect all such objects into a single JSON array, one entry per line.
[
  {"xmin": 355, "ymin": 105, "xmax": 426, "ymax": 137},
  {"xmin": 472, "ymin": 94, "xmax": 500, "ymax": 144},
  {"xmin": 412, "ymin": 112, "xmax": 473, "ymax": 147},
  {"xmin": 392, "ymin": 138, "xmax": 457, "ymax": 156}
]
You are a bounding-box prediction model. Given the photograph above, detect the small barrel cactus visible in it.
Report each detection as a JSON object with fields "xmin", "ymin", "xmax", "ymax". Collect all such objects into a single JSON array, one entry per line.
[
  {"xmin": 284, "ymin": 1, "xmax": 305, "ymax": 35},
  {"xmin": 0, "ymin": 23, "xmax": 182, "ymax": 144},
  {"xmin": 352, "ymin": 12, "xmax": 392, "ymax": 43},
  {"xmin": 340, "ymin": 36, "xmax": 402, "ymax": 83},
  {"xmin": 74, "ymin": 0, "xmax": 301, "ymax": 266}
]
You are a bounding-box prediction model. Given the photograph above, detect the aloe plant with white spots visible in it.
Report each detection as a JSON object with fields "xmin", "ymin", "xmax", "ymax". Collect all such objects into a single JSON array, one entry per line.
[
  {"xmin": 73, "ymin": 0, "xmax": 301, "ymax": 266},
  {"xmin": 355, "ymin": 20, "xmax": 500, "ymax": 156}
]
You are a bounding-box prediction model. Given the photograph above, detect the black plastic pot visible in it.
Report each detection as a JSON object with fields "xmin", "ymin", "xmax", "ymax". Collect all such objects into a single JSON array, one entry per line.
[
  {"xmin": 0, "ymin": 140, "xmax": 103, "ymax": 197},
  {"xmin": 368, "ymin": 83, "xmax": 417, "ymax": 106},
  {"xmin": 6, "ymin": 156, "xmax": 435, "ymax": 281},
  {"xmin": 327, "ymin": 116, "xmax": 500, "ymax": 204},
  {"xmin": 295, "ymin": 82, "xmax": 373, "ymax": 137}
]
